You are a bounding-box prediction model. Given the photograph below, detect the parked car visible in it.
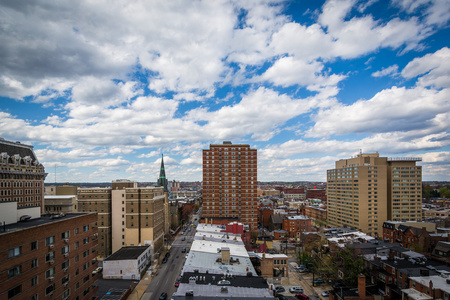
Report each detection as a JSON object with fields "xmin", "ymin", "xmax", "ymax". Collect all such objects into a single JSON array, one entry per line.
[
  {"xmin": 175, "ymin": 280, "xmax": 180, "ymax": 287},
  {"xmin": 289, "ymin": 286, "xmax": 304, "ymax": 293},
  {"xmin": 295, "ymin": 293, "xmax": 309, "ymax": 300},
  {"xmin": 297, "ymin": 267, "xmax": 308, "ymax": 273},
  {"xmin": 313, "ymin": 278, "xmax": 325, "ymax": 285},
  {"xmin": 165, "ymin": 252, "xmax": 170, "ymax": 258},
  {"xmin": 182, "ymin": 247, "xmax": 187, "ymax": 253},
  {"xmin": 182, "ymin": 237, "xmax": 185, "ymax": 241},
  {"xmin": 321, "ymin": 291, "xmax": 330, "ymax": 297},
  {"xmin": 275, "ymin": 286, "xmax": 285, "ymax": 293},
  {"xmin": 162, "ymin": 257, "xmax": 168, "ymax": 264},
  {"xmin": 159, "ymin": 292, "xmax": 168, "ymax": 300},
  {"xmin": 277, "ymin": 295, "xmax": 288, "ymax": 300},
  {"xmin": 92, "ymin": 267, "xmax": 103, "ymax": 274}
]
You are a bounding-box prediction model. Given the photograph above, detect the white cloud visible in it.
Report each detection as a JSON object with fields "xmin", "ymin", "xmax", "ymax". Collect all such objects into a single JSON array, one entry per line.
[
  {"xmin": 402, "ymin": 47, "xmax": 450, "ymax": 88},
  {"xmin": 372, "ymin": 65, "xmax": 399, "ymax": 77},
  {"xmin": 306, "ymin": 86, "xmax": 450, "ymax": 137}
]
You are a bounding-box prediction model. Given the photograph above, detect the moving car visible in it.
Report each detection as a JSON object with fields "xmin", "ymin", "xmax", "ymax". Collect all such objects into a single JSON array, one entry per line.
[
  {"xmin": 289, "ymin": 286, "xmax": 304, "ymax": 293},
  {"xmin": 159, "ymin": 292, "xmax": 168, "ymax": 300}
]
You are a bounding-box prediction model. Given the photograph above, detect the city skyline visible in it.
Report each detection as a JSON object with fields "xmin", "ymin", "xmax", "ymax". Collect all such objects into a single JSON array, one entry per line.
[{"xmin": 1, "ymin": 0, "xmax": 449, "ymax": 183}]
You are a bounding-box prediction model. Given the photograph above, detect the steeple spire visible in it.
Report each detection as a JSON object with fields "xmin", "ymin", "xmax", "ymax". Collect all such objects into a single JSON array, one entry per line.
[{"xmin": 157, "ymin": 154, "xmax": 168, "ymax": 192}]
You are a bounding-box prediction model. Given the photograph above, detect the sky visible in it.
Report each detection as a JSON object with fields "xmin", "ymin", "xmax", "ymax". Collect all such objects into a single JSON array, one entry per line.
[{"xmin": 1, "ymin": 0, "xmax": 449, "ymax": 183}]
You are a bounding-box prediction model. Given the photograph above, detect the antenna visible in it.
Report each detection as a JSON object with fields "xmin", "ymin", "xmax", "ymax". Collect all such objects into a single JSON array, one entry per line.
[{"xmin": 54, "ymin": 165, "xmax": 56, "ymax": 184}]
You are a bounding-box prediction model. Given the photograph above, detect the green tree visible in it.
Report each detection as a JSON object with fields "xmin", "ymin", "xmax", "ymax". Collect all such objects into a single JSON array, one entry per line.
[
  {"xmin": 337, "ymin": 247, "xmax": 366, "ymax": 286},
  {"xmin": 439, "ymin": 187, "xmax": 450, "ymax": 198}
]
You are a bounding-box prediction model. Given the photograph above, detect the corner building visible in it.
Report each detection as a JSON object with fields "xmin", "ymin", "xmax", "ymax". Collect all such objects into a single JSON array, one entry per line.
[
  {"xmin": 203, "ymin": 142, "xmax": 257, "ymax": 231},
  {"xmin": 327, "ymin": 153, "xmax": 422, "ymax": 237}
]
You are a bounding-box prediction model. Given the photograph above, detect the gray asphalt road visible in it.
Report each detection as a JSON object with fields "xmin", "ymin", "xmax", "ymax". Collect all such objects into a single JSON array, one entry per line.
[{"xmin": 141, "ymin": 219, "xmax": 198, "ymax": 300}]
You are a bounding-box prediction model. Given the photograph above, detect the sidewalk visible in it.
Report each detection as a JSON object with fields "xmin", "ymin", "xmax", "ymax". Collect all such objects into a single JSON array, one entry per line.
[{"xmin": 128, "ymin": 265, "xmax": 158, "ymax": 299}]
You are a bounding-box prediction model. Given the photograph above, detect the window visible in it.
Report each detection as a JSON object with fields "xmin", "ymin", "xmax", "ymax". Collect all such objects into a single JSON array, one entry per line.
[
  {"xmin": 31, "ymin": 241, "xmax": 37, "ymax": 251},
  {"xmin": 31, "ymin": 276, "xmax": 38, "ymax": 286},
  {"xmin": 31, "ymin": 258, "xmax": 38, "ymax": 268},
  {"xmin": 61, "ymin": 231, "xmax": 69, "ymax": 239},
  {"xmin": 45, "ymin": 236, "xmax": 55, "ymax": 246},
  {"xmin": 62, "ymin": 260, "xmax": 69, "ymax": 269},
  {"xmin": 8, "ymin": 247, "xmax": 20, "ymax": 258},
  {"xmin": 8, "ymin": 285, "xmax": 21, "ymax": 299},
  {"xmin": 8, "ymin": 265, "xmax": 21, "ymax": 278},
  {"xmin": 46, "ymin": 268, "xmax": 55, "ymax": 278},
  {"xmin": 62, "ymin": 289, "xmax": 70, "ymax": 299},
  {"xmin": 62, "ymin": 275, "xmax": 69, "ymax": 284},
  {"xmin": 61, "ymin": 245, "xmax": 69, "ymax": 255},
  {"xmin": 45, "ymin": 252, "xmax": 55, "ymax": 262},
  {"xmin": 83, "ymin": 225, "xmax": 89, "ymax": 232},
  {"xmin": 45, "ymin": 284, "xmax": 55, "ymax": 295}
]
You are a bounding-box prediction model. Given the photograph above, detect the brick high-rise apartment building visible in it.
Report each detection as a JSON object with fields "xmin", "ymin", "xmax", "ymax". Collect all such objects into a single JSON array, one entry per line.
[
  {"xmin": 203, "ymin": 142, "xmax": 257, "ymax": 230},
  {"xmin": 327, "ymin": 153, "xmax": 422, "ymax": 237}
]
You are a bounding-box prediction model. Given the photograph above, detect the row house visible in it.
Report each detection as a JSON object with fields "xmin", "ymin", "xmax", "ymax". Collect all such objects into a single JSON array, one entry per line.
[
  {"xmin": 304, "ymin": 205, "xmax": 327, "ymax": 223},
  {"xmin": 282, "ymin": 215, "xmax": 312, "ymax": 239}
]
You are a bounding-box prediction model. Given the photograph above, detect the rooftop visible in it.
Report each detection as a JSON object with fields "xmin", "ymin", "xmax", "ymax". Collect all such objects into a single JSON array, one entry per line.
[
  {"xmin": 104, "ymin": 246, "xmax": 150, "ymax": 261},
  {"xmin": 0, "ymin": 213, "xmax": 94, "ymax": 235}
]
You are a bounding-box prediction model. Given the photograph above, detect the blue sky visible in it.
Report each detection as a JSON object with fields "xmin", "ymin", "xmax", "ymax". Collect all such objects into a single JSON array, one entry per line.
[{"xmin": 1, "ymin": 0, "xmax": 449, "ymax": 183}]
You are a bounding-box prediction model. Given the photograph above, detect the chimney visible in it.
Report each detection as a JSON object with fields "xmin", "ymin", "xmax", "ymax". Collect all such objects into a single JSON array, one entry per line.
[
  {"xmin": 358, "ymin": 274, "xmax": 366, "ymax": 299},
  {"xmin": 429, "ymin": 280, "xmax": 433, "ymax": 296},
  {"xmin": 221, "ymin": 247, "xmax": 230, "ymax": 264}
]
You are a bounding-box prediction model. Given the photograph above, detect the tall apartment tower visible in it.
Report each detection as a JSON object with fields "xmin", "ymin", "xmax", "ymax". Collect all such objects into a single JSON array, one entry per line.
[
  {"xmin": 203, "ymin": 142, "xmax": 257, "ymax": 231},
  {"xmin": 327, "ymin": 153, "xmax": 422, "ymax": 237}
]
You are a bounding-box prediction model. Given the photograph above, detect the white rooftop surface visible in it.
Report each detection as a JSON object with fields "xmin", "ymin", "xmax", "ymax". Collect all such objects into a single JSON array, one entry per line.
[
  {"xmin": 44, "ymin": 195, "xmax": 75, "ymax": 199},
  {"xmin": 402, "ymin": 251, "xmax": 425, "ymax": 259},
  {"xmin": 286, "ymin": 215, "xmax": 310, "ymax": 220},
  {"xmin": 183, "ymin": 223, "xmax": 256, "ymax": 276},
  {"xmin": 251, "ymin": 253, "xmax": 288, "ymax": 259},
  {"xmin": 173, "ymin": 284, "xmax": 273, "ymax": 298},
  {"xmin": 401, "ymin": 288, "xmax": 433, "ymax": 300},
  {"xmin": 410, "ymin": 275, "xmax": 450, "ymax": 294}
]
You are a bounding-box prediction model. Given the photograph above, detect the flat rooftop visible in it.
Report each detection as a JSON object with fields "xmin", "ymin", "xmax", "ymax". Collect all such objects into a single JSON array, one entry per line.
[
  {"xmin": 104, "ymin": 246, "xmax": 150, "ymax": 261},
  {"xmin": 0, "ymin": 213, "xmax": 94, "ymax": 235}
]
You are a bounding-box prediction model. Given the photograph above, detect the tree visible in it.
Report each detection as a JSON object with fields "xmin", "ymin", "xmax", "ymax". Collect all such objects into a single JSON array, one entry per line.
[
  {"xmin": 337, "ymin": 247, "xmax": 367, "ymax": 286},
  {"xmin": 439, "ymin": 187, "xmax": 450, "ymax": 198}
]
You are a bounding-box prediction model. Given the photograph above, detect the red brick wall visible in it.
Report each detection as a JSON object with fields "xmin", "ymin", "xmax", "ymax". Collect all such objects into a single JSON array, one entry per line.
[{"xmin": 0, "ymin": 213, "xmax": 98, "ymax": 300}]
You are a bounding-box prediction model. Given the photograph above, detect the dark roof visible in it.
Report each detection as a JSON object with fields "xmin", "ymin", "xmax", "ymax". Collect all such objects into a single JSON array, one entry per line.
[
  {"xmin": 271, "ymin": 214, "xmax": 284, "ymax": 224},
  {"xmin": 0, "ymin": 213, "xmax": 94, "ymax": 234},
  {"xmin": 180, "ymin": 272, "xmax": 269, "ymax": 289},
  {"xmin": 0, "ymin": 138, "xmax": 38, "ymax": 162},
  {"xmin": 104, "ymin": 246, "xmax": 150, "ymax": 261},
  {"xmin": 398, "ymin": 224, "xmax": 410, "ymax": 232}
]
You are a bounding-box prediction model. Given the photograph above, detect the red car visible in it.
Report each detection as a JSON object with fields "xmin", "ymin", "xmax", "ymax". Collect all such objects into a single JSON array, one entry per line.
[
  {"xmin": 175, "ymin": 280, "xmax": 180, "ymax": 287},
  {"xmin": 296, "ymin": 294, "xmax": 309, "ymax": 300}
]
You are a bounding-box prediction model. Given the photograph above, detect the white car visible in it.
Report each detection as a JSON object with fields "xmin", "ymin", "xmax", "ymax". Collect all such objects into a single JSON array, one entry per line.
[{"xmin": 289, "ymin": 286, "xmax": 304, "ymax": 293}]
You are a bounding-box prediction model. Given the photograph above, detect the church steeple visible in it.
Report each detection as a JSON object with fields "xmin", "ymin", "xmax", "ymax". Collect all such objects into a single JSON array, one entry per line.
[{"xmin": 157, "ymin": 154, "xmax": 168, "ymax": 192}]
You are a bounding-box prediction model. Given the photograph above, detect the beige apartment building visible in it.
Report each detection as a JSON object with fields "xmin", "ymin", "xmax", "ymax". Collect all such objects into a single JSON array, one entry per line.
[
  {"xmin": 327, "ymin": 153, "xmax": 422, "ymax": 237},
  {"xmin": 77, "ymin": 187, "xmax": 112, "ymax": 258},
  {"xmin": 111, "ymin": 185, "xmax": 165, "ymax": 253},
  {"xmin": 203, "ymin": 141, "xmax": 258, "ymax": 231}
]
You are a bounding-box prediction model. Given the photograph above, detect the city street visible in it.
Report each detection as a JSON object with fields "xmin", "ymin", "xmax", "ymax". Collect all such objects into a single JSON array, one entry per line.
[{"xmin": 140, "ymin": 217, "xmax": 198, "ymax": 300}]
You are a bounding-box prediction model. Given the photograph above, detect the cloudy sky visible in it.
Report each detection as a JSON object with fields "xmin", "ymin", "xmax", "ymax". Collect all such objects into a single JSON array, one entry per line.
[{"xmin": 1, "ymin": 0, "xmax": 449, "ymax": 183}]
